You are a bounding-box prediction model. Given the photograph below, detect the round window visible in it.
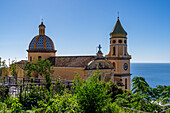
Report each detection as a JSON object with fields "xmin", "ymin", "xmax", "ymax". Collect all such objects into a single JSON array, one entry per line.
[
  {"xmin": 119, "ymin": 40, "xmax": 122, "ymax": 43},
  {"xmin": 124, "ymin": 40, "xmax": 127, "ymax": 44},
  {"xmin": 112, "ymin": 40, "xmax": 116, "ymax": 43}
]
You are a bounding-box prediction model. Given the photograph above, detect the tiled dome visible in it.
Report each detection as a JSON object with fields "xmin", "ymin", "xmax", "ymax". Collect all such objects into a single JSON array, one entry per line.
[
  {"xmin": 27, "ymin": 22, "xmax": 56, "ymax": 52},
  {"xmin": 29, "ymin": 35, "xmax": 54, "ymax": 50}
]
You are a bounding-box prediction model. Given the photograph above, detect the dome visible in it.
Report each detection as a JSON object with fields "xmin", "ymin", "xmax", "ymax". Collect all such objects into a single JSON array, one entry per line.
[
  {"xmin": 27, "ymin": 22, "xmax": 56, "ymax": 52},
  {"xmin": 29, "ymin": 35, "xmax": 55, "ymax": 50}
]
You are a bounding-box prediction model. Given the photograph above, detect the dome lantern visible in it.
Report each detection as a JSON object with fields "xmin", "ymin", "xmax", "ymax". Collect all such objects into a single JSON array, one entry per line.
[{"xmin": 39, "ymin": 21, "xmax": 46, "ymax": 35}]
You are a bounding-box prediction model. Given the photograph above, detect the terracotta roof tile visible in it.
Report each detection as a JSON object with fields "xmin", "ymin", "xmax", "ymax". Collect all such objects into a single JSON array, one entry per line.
[{"xmin": 48, "ymin": 56, "xmax": 95, "ymax": 67}]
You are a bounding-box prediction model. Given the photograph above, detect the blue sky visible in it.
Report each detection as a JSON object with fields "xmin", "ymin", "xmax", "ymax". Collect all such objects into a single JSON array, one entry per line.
[{"xmin": 0, "ymin": 0, "xmax": 170, "ymax": 63}]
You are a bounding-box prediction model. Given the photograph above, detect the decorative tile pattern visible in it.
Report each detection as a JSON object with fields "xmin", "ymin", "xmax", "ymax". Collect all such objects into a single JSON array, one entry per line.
[
  {"xmin": 29, "ymin": 35, "xmax": 53, "ymax": 50},
  {"xmin": 36, "ymin": 36, "xmax": 44, "ymax": 49},
  {"xmin": 45, "ymin": 36, "xmax": 52, "ymax": 49},
  {"xmin": 30, "ymin": 37, "xmax": 36, "ymax": 49}
]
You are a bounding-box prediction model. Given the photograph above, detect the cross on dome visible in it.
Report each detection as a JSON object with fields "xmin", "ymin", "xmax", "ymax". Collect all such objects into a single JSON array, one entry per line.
[{"xmin": 98, "ymin": 44, "xmax": 102, "ymax": 51}]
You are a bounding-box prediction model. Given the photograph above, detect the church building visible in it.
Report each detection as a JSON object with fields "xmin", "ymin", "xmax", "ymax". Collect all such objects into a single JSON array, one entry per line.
[{"xmin": 13, "ymin": 17, "xmax": 132, "ymax": 90}]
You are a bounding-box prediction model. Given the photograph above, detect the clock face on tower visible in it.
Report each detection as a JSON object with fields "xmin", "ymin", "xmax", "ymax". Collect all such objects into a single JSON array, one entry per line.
[{"xmin": 124, "ymin": 63, "xmax": 128, "ymax": 70}]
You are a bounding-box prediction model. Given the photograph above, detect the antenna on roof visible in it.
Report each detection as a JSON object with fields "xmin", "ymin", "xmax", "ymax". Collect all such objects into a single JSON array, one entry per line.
[
  {"xmin": 40, "ymin": 16, "xmax": 43, "ymax": 23},
  {"xmin": 117, "ymin": 11, "xmax": 119, "ymax": 19}
]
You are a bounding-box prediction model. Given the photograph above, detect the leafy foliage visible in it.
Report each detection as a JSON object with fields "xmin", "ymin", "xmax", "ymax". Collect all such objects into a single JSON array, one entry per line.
[
  {"xmin": 9, "ymin": 60, "xmax": 18, "ymax": 77},
  {"xmin": 45, "ymin": 93, "xmax": 83, "ymax": 113},
  {"xmin": 20, "ymin": 85, "xmax": 46, "ymax": 108},
  {"xmin": 10, "ymin": 98, "xmax": 22, "ymax": 113},
  {"xmin": 72, "ymin": 71, "xmax": 123, "ymax": 113},
  {"xmin": 0, "ymin": 102, "xmax": 9, "ymax": 113},
  {"xmin": 115, "ymin": 76, "xmax": 169, "ymax": 112},
  {"xmin": 25, "ymin": 59, "xmax": 54, "ymax": 91}
]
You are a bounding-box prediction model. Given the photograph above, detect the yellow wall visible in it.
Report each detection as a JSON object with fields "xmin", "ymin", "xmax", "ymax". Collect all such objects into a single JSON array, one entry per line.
[
  {"xmin": 109, "ymin": 60, "xmax": 130, "ymax": 74},
  {"xmin": 28, "ymin": 52, "xmax": 55, "ymax": 62},
  {"xmin": 52, "ymin": 67, "xmax": 85, "ymax": 80}
]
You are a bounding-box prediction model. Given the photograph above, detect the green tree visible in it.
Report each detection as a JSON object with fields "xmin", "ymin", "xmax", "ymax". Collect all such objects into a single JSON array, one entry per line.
[
  {"xmin": 132, "ymin": 76, "xmax": 149, "ymax": 94},
  {"xmin": 0, "ymin": 58, "xmax": 8, "ymax": 76},
  {"xmin": 9, "ymin": 60, "xmax": 18, "ymax": 77},
  {"xmin": 25, "ymin": 59, "xmax": 54, "ymax": 91},
  {"xmin": 45, "ymin": 93, "xmax": 83, "ymax": 113},
  {"xmin": 73, "ymin": 71, "xmax": 113, "ymax": 113}
]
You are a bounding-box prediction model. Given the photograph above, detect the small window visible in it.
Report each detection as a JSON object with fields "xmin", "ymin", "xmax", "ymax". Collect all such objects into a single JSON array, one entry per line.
[
  {"xmin": 125, "ymin": 78, "xmax": 127, "ymax": 89},
  {"xmin": 113, "ymin": 47, "xmax": 116, "ymax": 55},
  {"xmin": 30, "ymin": 57, "xmax": 32, "ymax": 62},
  {"xmin": 124, "ymin": 40, "xmax": 127, "ymax": 44},
  {"xmin": 113, "ymin": 62, "xmax": 116, "ymax": 68},
  {"xmin": 38, "ymin": 56, "xmax": 42, "ymax": 60},
  {"xmin": 113, "ymin": 62, "xmax": 116, "ymax": 71},
  {"xmin": 112, "ymin": 40, "xmax": 116, "ymax": 43},
  {"xmin": 119, "ymin": 40, "xmax": 122, "ymax": 43}
]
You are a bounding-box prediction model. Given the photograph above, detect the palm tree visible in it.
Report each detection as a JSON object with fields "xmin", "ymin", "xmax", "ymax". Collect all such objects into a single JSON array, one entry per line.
[{"xmin": 132, "ymin": 77, "xmax": 149, "ymax": 95}]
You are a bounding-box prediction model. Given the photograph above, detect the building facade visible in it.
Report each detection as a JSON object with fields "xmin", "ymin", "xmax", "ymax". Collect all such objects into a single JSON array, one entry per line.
[{"xmin": 7, "ymin": 17, "xmax": 132, "ymax": 90}]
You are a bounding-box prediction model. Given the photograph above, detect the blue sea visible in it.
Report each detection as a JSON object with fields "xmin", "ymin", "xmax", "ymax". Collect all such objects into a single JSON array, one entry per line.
[{"xmin": 131, "ymin": 63, "xmax": 170, "ymax": 88}]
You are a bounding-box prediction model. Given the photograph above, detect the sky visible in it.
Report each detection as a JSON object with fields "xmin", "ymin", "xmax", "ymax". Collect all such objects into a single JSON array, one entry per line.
[{"xmin": 0, "ymin": 0, "xmax": 170, "ymax": 63}]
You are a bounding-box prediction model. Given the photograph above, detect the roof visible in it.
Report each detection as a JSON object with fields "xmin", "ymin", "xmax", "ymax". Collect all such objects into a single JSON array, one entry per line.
[
  {"xmin": 28, "ymin": 35, "xmax": 55, "ymax": 51},
  {"xmin": 16, "ymin": 60, "xmax": 28, "ymax": 69},
  {"xmin": 48, "ymin": 56, "xmax": 95, "ymax": 67},
  {"xmin": 110, "ymin": 17, "xmax": 127, "ymax": 38}
]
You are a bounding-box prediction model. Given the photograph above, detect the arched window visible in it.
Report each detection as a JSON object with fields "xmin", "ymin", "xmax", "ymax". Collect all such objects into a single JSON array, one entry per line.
[
  {"xmin": 112, "ymin": 62, "xmax": 116, "ymax": 68},
  {"xmin": 125, "ymin": 78, "xmax": 127, "ymax": 89},
  {"xmin": 113, "ymin": 47, "xmax": 116, "ymax": 55},
  {"xmin": 124, "ymin": 46, "xmax": 127, "ymax": 56},
  {"xmin": 38, "ymin": 56, "xmax": 42, "ymax": 60},
  {"xmin": 30, "ymin": 57, "xmax": 32, "ymax": 62},
  {"xmin": 113, "ymin": 62, "xmax": 116, "ymax": 71}
]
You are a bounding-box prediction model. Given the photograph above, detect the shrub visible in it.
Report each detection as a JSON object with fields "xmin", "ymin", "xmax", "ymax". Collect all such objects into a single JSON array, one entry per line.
[
  {"xmin": 73, "ymin": 71, "xmax": 111, "ymax": 113},
  {"xmin": 45, "ymin": 93, "xmax": 83, "ymax": 113},
  {"xmin": 10, "ymin": 98, "xmax": 22, "ymax": 113},
  {"xmin": 0, "ymin": 102, "xmax": 9, "ymax": 113}
]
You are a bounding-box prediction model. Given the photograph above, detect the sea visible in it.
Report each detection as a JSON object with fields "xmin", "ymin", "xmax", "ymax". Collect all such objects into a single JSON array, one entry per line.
[{"xmin": 131, "ymin": 63, "xmax": 170, "ymax": 88}]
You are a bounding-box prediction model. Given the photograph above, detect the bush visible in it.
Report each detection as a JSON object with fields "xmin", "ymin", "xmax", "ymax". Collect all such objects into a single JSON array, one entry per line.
[
  {"xmin": 0, "ymin": 85, "xmax": 9, "ymax": 102},
  {"xmin": 73, "ymin": 71, "xmax": 111, "ymax": 113},
  {"xmin": 0, "ymin": 102, "xmax": 9, "ymax": 113},
  {"xmin": 45, "ymin": 93, "xmax": 83, "ymax": 113},
  {"xmin": 10, "ymin": 98, "xmax": 22, "ymax": 113},
  {"xmin": 20, "ymin": 85, "xmax": 46, "ymax": 108}
]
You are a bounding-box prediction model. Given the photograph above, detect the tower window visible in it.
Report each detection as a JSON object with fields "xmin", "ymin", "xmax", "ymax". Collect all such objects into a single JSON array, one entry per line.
[
  {"xmin": 113, "ymin": 47, "xmax": 116, "ymax": 55},
  {"xmin": 113, "ymin": 62, "xmax": 116, "ymax": 71},
  {"xmin": 112, "ymin": 62, "xmax": 116, "ymax": 68},
  {"xmin": 30, "ymin": 57, "xmax": 32, "ymax": 62},
  {"xmin": 38, "ymin": 56, "xmax": 42, "ymax": 60},
  {"xmin": 124, "ymin": 46, "xmax": 127, "ymax": 56},
  {"xmin": 124, "ymin": 40, "xmax": 127, "ymax": 44},
  {"xmin": 125, "ymin": 78, "xmax": 127, "ymax": 89},
  {"xmin": 119, "ymin": 40, "xmax": 122, "ymax": 43},
  {"xmin": 112, "ymin": 40, "xmax": 116, "ymax": 43}
]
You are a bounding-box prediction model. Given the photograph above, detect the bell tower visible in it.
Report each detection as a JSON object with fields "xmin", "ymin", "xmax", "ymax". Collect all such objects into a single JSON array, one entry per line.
[{"xmin": 106, "ymin": 17, "xmax": 131, "ymax": 90}]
